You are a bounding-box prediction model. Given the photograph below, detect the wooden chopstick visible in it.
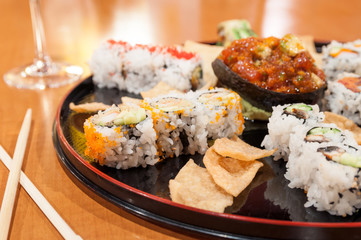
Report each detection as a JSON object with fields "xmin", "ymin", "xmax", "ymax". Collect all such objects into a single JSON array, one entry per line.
[
  {"xmin": 0, "ymin": 146, "xmax": 82, "ymax": 240},
  {"xmin": 0, "ymin": 108, "xmax": 32, "ymax": 240},
  {"xmin": 0, "ymin": 109, "xmax": 82, "ymax": 240}
]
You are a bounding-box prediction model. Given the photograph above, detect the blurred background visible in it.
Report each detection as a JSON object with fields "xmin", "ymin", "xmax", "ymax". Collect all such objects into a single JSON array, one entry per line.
[{"xmin": 2, "ymin": 0, "xmax": 360, "ymax": 77}]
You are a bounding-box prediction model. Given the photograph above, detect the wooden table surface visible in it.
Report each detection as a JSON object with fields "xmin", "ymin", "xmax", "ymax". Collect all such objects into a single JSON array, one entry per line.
[{"xmin": 0, "ymin": 0, "xmax": 360, "ymax": 239}]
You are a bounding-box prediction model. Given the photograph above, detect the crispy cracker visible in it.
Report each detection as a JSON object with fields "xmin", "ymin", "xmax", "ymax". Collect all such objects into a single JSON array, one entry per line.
[
  {"xmin": 213, "ymin": 136, "xmax": 276, "ymax": 161},
  {"xmin": 228, "ymin": 159, "xmax": 274, "ymax": 213},
  {"xmin": 324, "ymin": 111, "xmax": 361, "ymax": 144},
  {"xmin": 69, "ymin": 102, "xmax": 110, "ymax": 113},
  {"xmin": 183, "ymin": 40, "xmax": 224, "ymax": 88},
  {"xmin": 140, "ymin": 81, "xmax": 183, "ymax": 99},
  {"xmin": 204, "ymin": 147, "xmax": 263, "ymax": 197},
  {"xmin": 168, "ymin": 180, "xmax": 183, "ymax": 203},
  {"xmin": 169, "ymin": 159, "xmax": 233, "ymax": 213},
  {"xmin": 120, "ymin": 96, "xmax": 142, "ymax": 106}
]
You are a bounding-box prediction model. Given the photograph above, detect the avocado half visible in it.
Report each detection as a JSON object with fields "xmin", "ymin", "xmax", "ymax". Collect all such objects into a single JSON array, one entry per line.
[{"xmin": 212, "ymin": 58, "xmax": 327, "ymax": 112}]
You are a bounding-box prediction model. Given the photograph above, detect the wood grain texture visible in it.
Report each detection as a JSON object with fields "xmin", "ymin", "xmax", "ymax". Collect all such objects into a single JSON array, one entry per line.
[{"xmin": 0, "ymin": 0, "xmax": 360, "ymax": 239}]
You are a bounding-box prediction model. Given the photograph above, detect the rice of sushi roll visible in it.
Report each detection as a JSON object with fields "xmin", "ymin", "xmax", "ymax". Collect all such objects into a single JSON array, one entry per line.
[
  {"xmin": 322, "ymin": 39, "xmax": 361, "ymax": 81},
  {"xmin": 285, "ymin": 123, "xmax": 361, "ymax": 216},
  {"xmin": 88, "ymin": 40, "xmax": 130, "ymax": 90},
  {"xmin": 121, "ymin": 44, "xmax": 162, "ymax": 93},
  {"xmin": 261, "ymin": 103, "xmax": 324, "ymax": 160},
  {"xmin": 89, "ymin": 40, "xmax": 203, "ymax": 94},
  {"xmin": 142, "ymin": 93, "xmax": 206, "ymax": 158},
  {"xmin": 325, "ymin": 72, "xmax": 361, "ymax": 125},
  {"xmin": 153, "ymin": 47, "xmax": 203, "ymax": 91},
  {"xmin": 142, "ymin": 88, "xmax": 245, "ymax": 158},
  {"xmin": 193, "ymin": 88, "xmax": 245, "ymax": 140},
  {"xmin": 83, "ymin": 104, "xmax": 158, "ymax": 169}
]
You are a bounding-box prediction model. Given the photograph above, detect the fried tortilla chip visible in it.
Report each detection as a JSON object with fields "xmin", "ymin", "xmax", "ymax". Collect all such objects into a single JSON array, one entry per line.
[
  {"xmin": 69, "ymin": 102, "xmax": 110, "ymax": 113},
  {"xmin": 324, "ymin": 111, "xmax": 361, "ymax": 144},
  {"xmin": 227, "ymin": 159, "xmax": 274, "ymax": 213},
  {"xmin": 204, "ymin": 148, "xmax": 263, "ymax": 197},
  {"xmin": 168, "ymin": 180, "xmax": 183, "ymax": 203},
  {"xmin": 213, "ymin": 136, "xmax": 276, "ymax": 161},
  {"xmin": 183, "ymin": 40, "xmax": 224, "ymax": 88},
  {"xmin": 140, "ymin": 81, "xmax": 183, "ymax": 99},
  {"xmin": 120, "ymin": 96, "xmax": 142, "ymax": 106},
  {"xmin": 169, "ymin": 159, "xmax": 233, "ymax": 213}
]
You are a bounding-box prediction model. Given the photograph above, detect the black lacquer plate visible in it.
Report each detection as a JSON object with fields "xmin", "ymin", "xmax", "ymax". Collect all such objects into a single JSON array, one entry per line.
[{"xmin": 53, "ymin": 76, "xmax": 361, "ymax": 240}]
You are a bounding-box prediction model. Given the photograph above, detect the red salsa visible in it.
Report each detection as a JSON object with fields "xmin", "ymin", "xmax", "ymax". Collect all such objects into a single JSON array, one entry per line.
[{"xmin": 218, "ymin": 35, "xmax": 326, "ymax": 94}]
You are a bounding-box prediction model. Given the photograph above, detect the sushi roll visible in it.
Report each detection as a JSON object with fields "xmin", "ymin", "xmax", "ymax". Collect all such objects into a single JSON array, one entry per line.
[
  {"xmin": 83, "ymin": 104, "xmax": 158, "ymax": 169},
  {"xmin": 261, "ymin": 103, "xmax": 324, "ymax": 160},
  {"xmin": 322, "ymin": 39, "xmax": 361, "ymax": 81},
  {"xmin": 142, "ymin": 88, "xmax": 245, "ymax": 158},
  {"xmin": 142, "ymin": 93, "xmax": 206, "ymax": 158},
  {"xmin": 121, "ymin": 44, "xmax": 161, "ymax": 93},
  {"xmin": 285, "ymin": 124, "xmax": 361, "ymax": 216},
  {"xmin": 325, "ymin": 72, "xmax": 361, "ymax": 125},
  {"xmin": 153, "ymin": 47, "xmax": 203, "ymax": 91},
  {"xmin": 89, "ymin": 40, "xmax": 203, "ymax": 94},
  {"xmin": 193, "ymin": 88, "xmax": 245, "ymax": 140},
  {"xmin": 88, "ymin": 40, "xmax": 130, "ymax": 90},
  {"xmin": 83, "ymin": 88, "xmax": 245, "ymax": 169}
]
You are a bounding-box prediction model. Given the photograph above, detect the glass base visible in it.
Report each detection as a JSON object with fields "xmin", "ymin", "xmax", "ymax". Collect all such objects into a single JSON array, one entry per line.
[{"xmin": 3, "ymin": 61, "xmax": 83, "ymax": 90}]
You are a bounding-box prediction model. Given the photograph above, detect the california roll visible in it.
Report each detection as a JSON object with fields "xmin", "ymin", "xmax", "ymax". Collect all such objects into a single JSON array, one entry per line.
[
  {"xmin": 261, "ymin": 103, "xmax": 324, "ymax": 160},
  {"xmin": 83, "ymin": 104, "xmax": 158, "ymax": 169},
  {"xmin": 89, "ymin": 40, "xmax": 203, "ymax": 94},
  {"xmin": 325, "ymin": 72, "xmax": 361, "ymax": 125}
]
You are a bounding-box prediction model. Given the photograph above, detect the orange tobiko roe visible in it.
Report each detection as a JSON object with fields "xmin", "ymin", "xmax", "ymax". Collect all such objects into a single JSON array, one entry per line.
[{"xmin": 218, "ymin": 36, "xmax": 326, "ymax": 94}]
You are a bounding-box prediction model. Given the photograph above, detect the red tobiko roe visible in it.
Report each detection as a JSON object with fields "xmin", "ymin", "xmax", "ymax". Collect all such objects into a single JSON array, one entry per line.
[
  {"xmin": 106, "ymin": 40, "xmax": 197, "ymax": 60},
  {"xmin": 107, "ymin": 39, "xmax": 128, "ymax": 46},
  {"xmin": 166, "ymin": 47, "xmax": 197, "ymax": 60}
]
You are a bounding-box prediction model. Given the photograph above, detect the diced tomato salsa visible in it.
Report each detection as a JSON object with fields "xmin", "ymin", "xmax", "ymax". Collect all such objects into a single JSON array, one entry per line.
[{"xmin": 218, "ymin": 36, "xmax": 326, "ymax": 93}]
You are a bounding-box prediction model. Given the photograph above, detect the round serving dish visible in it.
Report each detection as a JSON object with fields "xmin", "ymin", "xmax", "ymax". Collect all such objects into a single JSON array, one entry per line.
[{"xmin": 53, "ymin": 76, "xmax": 361, "ymax": 240}]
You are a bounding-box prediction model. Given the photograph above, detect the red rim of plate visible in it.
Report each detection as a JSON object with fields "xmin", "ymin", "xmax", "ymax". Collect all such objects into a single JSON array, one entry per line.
[{"xmin": 56, "ymin": 77, "xmax": 361, "ymax": 229}]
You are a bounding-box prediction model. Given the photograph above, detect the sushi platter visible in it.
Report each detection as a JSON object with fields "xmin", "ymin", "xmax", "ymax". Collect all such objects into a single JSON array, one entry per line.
[
  {"xmin": 53, "ymin": 20, "xmax": 361, "ymax": 239},
  {"xmin": 53, "ymin": 80, "xmax": 361, "ymax": 240}
]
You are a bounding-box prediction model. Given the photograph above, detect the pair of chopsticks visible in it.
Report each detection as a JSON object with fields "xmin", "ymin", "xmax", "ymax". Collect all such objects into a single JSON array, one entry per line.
[{"xmin": 0, "ymin": 109, "xmax": 82, "ymax": 240}]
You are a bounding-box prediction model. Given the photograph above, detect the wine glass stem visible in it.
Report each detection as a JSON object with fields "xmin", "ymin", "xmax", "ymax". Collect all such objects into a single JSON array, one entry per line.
[{"xmin": 29, "ymin": 0, "xmax": 52, "ymax": 71}]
